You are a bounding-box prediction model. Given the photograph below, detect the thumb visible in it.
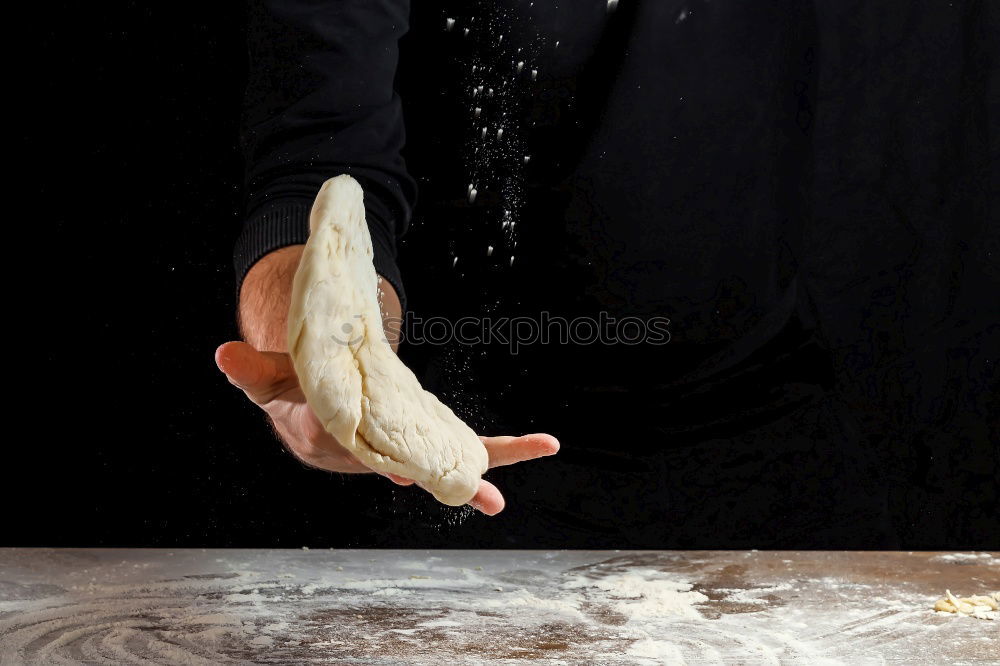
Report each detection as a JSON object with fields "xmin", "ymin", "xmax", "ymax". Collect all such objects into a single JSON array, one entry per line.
[{"xmin": 215, "ymin": 341, "xmax": 297, "ymax": 405}]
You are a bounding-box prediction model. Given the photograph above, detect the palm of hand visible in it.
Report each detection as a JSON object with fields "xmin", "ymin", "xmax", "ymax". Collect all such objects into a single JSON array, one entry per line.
[{"xmin": 216, "ymin": 341, "xmax": 558, "ymax": 515}]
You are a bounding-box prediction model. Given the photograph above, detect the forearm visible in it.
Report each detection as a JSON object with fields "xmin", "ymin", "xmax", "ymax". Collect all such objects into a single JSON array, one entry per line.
[{"xmin": 238, "ymin": 245, "xmax": 403, "ymax": 352}]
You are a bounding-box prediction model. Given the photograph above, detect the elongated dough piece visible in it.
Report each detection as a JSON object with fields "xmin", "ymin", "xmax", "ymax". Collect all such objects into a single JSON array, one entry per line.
[{"xmin": 287, "ymin": 175, "xmax": 488, "ymax": 505}]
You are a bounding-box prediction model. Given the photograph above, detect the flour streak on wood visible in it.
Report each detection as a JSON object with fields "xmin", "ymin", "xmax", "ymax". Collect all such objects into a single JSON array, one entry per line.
[{"xmin": 0, "ymin": 550, "xmax": 996, "ymax": 664}]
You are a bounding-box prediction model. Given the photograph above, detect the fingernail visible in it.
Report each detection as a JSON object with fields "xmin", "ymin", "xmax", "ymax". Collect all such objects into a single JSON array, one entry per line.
[{"xmin": 216, "ymin": 356, "xmax": 230, "ymax": 373}]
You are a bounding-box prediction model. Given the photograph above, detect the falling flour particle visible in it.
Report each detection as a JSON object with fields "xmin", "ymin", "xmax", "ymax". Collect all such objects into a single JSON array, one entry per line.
[
  {"xmin": 445, "ymin": 18, "xmax": 455, "ymax": 31},
  {"xmin": 469, "ymin": 188, "xmax": 477, "ymax": 203},
  {"xmin": 517, "ymin": 61, "xmax": 524, "ymax": 73},
  {"xmin": 531, "ymin": 69, "xmax": 538, "ymax": 80},
  {"xmin": 608, "ymin": 0, "xmax": 619, "ymax": 11},
  {"xmin": 487, "ymin": 245, "xmax": 494, "ymax": 256}
]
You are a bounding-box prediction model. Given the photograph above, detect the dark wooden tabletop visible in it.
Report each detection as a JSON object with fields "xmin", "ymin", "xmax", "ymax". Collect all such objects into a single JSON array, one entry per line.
[{"xmin": 1, "ymin": 549, "xmax": 997, "ymax": 664}]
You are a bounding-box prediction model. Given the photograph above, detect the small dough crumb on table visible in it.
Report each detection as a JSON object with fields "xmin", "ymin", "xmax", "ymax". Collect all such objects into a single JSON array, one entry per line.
[{"xmin": 933, "ymin": 590, "xmax": 999, "ymax": 620}]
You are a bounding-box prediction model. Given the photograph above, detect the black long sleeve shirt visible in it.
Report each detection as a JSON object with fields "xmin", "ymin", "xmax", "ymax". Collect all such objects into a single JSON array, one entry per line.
[
  {"xmin": 236, "ymin": 0, "xmax": 417, "ymax": 308},
  {"xmin": 237, "ymin": 0, "xmax": 815, "ymax": 379},
  {"xmin": 236, "ymin": 0, "xmax": 993, "ymax": 454}
]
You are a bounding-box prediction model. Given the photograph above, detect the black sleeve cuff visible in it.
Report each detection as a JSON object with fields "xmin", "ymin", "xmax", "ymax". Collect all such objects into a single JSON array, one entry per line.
[{"xmin": 233, "ymin": 193, "xmax": 407, "ymax": 315}]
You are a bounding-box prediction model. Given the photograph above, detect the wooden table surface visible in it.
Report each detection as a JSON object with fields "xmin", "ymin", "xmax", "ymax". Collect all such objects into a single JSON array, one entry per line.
[{"xmin": 1, "ymin": 549, "xmax": 997, "ymax": 664}]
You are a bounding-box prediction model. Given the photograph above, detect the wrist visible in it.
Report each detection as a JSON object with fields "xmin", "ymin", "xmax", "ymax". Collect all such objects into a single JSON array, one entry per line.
[
  {"xmin": 237, "ymin": 244, "xmax": 403, "ymax": 352},
  {"xmin": 238, "ymin": 245, "xmax": 304, "ymax": 352}
]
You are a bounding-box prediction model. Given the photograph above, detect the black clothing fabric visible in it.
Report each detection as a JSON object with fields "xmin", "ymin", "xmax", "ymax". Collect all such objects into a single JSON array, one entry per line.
[
  {"xmin": 236, "ymin": 0, "xmax": 417, "ymax": 306},
  {"xmin": 365, "ymin": 381, "xmax": 895, "ymax": 550},
  {"xmin": 360, "ymin": 311, "xmax": 896, "ymax": 549},
  {"xmin": 238, "ymin": 0, "xmax": 821, "ymax": 412},
  {"xmin": 235, "ymin": 0, "xmax": 996, "ymax": 547}
]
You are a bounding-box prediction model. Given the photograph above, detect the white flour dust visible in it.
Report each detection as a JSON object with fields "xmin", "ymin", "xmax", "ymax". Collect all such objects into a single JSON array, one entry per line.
[
  {"xmin": 562, "ymin": 569, "xmax": 709, "ymax": 620},
  {"xmin": 930, "ymin": 552, "xmax": 1000, "ymax": 566},
  {"xmin": 4, "ymin": 551, "xmax": 999, "ymax": 664}
]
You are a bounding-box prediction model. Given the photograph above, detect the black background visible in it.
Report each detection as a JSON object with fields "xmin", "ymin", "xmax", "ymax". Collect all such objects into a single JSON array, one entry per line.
[{"xmin": 8, "ymin": 2, "xmax": 997, "ymax": 549}]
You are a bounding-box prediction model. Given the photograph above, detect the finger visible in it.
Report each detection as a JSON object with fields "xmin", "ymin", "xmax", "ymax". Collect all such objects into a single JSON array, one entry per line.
[
  {"xmin": 480, "ymin": 433, "xmax": 560, "ymax": 468},
  {"xmin": 215, "ymin": 341, "xmax": 296, "ymax": 404},
  {"xmin": 385, "ymin": 472, "xmax": 415, "ymax": 486},
  {"xmin": 215, "ymin": 341, "xmax": 289, "ymax": 388},
  {"xmin": 467, "ymin": 479, "xmax": 505, "ymax": 516}
]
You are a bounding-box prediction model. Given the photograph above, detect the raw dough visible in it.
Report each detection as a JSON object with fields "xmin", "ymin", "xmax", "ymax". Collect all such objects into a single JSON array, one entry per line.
[
  {"xmin": 287, "ymin": 175, "xmax": 488, "ymax": 505},
  {"xmin": 933, "ymin": 590, "xmax": 999, "ymax": 620}
]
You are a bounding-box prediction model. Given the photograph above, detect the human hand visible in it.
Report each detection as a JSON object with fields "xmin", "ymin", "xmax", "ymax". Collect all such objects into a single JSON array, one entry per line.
[{"xmin": 215, "ymin": 341, "xmax": 559, "ymax": 515}]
